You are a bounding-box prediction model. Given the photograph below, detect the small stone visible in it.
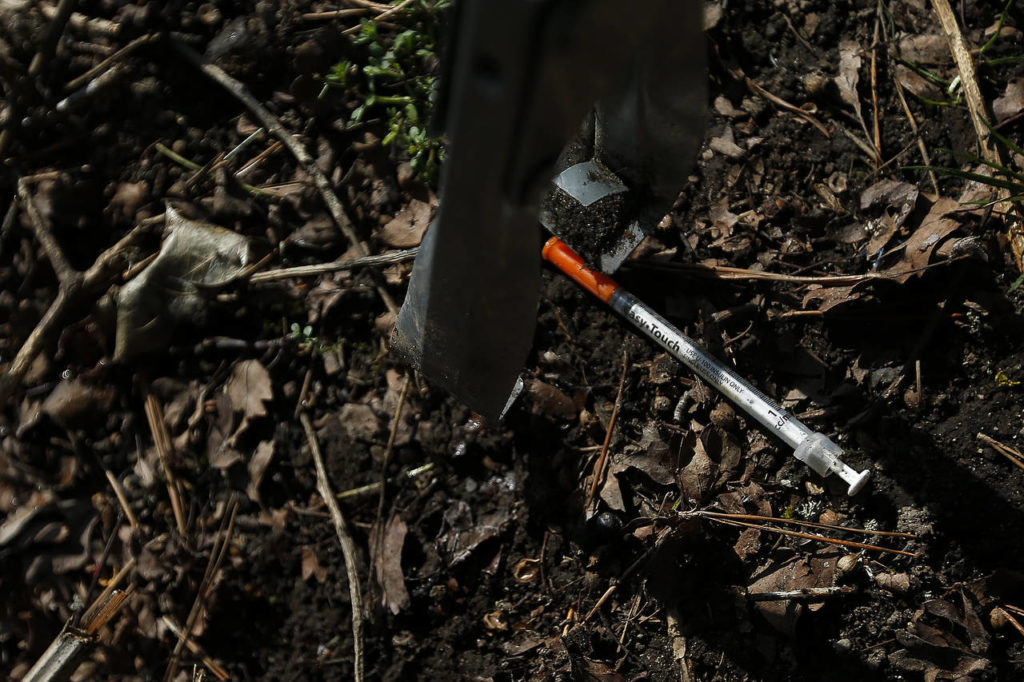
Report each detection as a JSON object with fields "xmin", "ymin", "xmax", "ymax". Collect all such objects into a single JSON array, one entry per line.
[{"xmin": 833, "ymin": 638, "xmax": 852, "ymax": 653}]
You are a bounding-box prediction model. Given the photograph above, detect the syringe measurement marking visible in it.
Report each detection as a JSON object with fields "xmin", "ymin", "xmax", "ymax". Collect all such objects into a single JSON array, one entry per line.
[{"xmin": 626, "ymin": 304, "xmax": 792, "ymax": 433}]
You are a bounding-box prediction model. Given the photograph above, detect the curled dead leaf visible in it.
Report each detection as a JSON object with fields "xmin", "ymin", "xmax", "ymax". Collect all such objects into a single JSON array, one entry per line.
[
  {"xmin": 513, "ymin": 557, "xmax": 541, "ymax": 583},
  {"xmin": 483, "ymin": 610, "xmax": 509, "ymax": 631},
  {"xmin": 115, "ymin": 207, "xmax": 249, "ymax": 360}
]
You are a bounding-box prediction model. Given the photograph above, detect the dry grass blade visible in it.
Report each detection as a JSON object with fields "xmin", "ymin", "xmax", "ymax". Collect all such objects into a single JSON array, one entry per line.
[
  {"xmin": 586, "ymin": 350, "xmax": 629, "ymax": 509},
  {"xmin": 171, "ymin": 39, "xmax": 399, "ymax": 316},
  {"xmin": 164, "ymin": 499, "xmax": 238, "ymax": 682},
  {"xmin": 23, "ymin": 567, "xmax": 136, "ymax": 682},
  {"xmin": 930, "ymin": 0, "xmax": 1000, "ymax": 166},
  {"xmin": 698, "ymin": 510, "xmax": 917, "ymax": 538},
  {"xmin": 300, "ymin": 412, "xmax": 365, "ymax": 682},
  {"xmin": 144, "ymin": 393, "xmax": 187, "ymax": 536},
  {"xmin": 698, "ymin": 513, "xmax": 920, "ymax": 557},
  {"xmin": 249, "ymin": 248, "xmax": 419, "ymax": 283},
  {"xmin": 161, "ymin": 616, "xmax": 229, "ymax": 681},
  {"xmin": 0, "ymin": 180, "xmax": 153, "ymax": 403},
  {"xmin": 79, "ymin": 557, "xmax": 136, "ymax": 630},
  {"xmin": 977, "ymin": 432, "xmax": 1024, "ymax": 473}
]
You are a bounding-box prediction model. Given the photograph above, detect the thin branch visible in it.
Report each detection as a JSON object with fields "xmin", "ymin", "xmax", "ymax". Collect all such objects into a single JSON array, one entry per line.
[
  {"xmin": 698, "ymin": 510, "xmax": 918, "ymax": 538},
  {"xmin": 0, "ymin": 191, "xmax": 155, "ymax": 404},
  {"xmin": 144, "ymin": 393, "xmax": 187, "ymax": 536},
  {"xmin": 164, "ymin": 499, "xmax": 238, "ymax": 682},
  {"xmin": 342, "ymin": 0, "xmax": 417, "ymax": 35},
  {"xmin": 249, "ymin": 248, "xmax": 419, "ymax": 283},
  {"xmin": 171, "ymin": 39, "xmax": 398, "ymax": 316},
  {"xmin": 701, "ymin": 515, "xmax": 920, "ymax": 557},
  {"xmin": 300, "ymin": 412, "xmax": 365, "ymax": 682},
  {"xmin": 28, "ymin": 0, "xmax": 76, "ymax": 78},
  {"xmin": 586, "ymin": 350, "xmax": 629, "ymax": 509},
  {"xmin": 977, "ymin": 432, "xmax": 1024, "ymax": 473},
  {"xmin": 748, "ymin": 586, "xmax": 855, "ymax": 601},
  {"xmin": 369, "ymin": 374, "xmax": 411, "ymax": 607}
]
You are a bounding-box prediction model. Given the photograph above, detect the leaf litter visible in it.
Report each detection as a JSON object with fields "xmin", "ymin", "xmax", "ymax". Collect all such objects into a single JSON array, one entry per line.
[{"xmin": 4, "ymin": 1, "xmax": 1024, "ymax": 680}]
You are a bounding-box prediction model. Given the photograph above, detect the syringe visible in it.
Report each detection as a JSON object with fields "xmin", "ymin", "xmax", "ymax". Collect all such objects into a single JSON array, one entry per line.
[{"xmin": 543, "ymin": 236, "xmax": 871, "ymax": 496}]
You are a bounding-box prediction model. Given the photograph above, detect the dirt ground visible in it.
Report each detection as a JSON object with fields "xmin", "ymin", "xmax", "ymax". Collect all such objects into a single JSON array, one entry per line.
[{"xmin": 3, "ymin": 1, "xmax": 1024, "ymax": 680}]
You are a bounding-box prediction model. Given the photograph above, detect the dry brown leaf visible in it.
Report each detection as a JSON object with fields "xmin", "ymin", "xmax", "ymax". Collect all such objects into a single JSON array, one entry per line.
[
  {"xmin": 40, "ymin": 378, "xmax": 115, "ymax": 426},
  {"xmin": 835, "ymin": 41, "xmax": 864, "ymax": 119},
  {"xmin": 801, "ymin": 284, "xmax": 863, "ymax": 312},
  {"xmin": 225, "ymin": 359, "xmax": 273, "ymax": 421},
  {"xmin": 887, "ymin": 197, "xmax": 961, "ymax": 283},
  {"xmin": 598, "ymin": 469, "xmax": 626, "ymax": 512},
  {"xmin": 994, "ymin": 78, "xmax": 1024, "ymax": 123},
  {"xmin": 375, "ymin": 514, "xmax": 411, "ymax": 614},
  {"xmin": 678, "ymin": 441, "xmax": 717, "ymax": 502},
  {"xmin": 748, "ymin": 555, "xmax": 836, "ymax": 635},
  {"xmin": 898, "ymin": 34, "xmax": 951, "ymax": 65},
  {"xmin": 894, "ymin": 64, "xmax": 943, "ymax": 101},
  {"xmin": 115, "ymin": 207, "xmax": 249, "ymax": 360},
  {"xmin": 246, "ymin": 440, "xmax": 275, "ymax": 503},
  {"xmin": 860, "ymin": 179, "xmax": 919, "ymax": 255},
  {"xmin": 512, "ymin": 558, "xmax": 540, "ymax": 583},
  {"xmin": 338, "ymin": 403, "xmax": 380, "ymax": 442},
  {"xmin": 301, "ymin": 546, "xmax": 328, "ymax": 583},
  {"xmin": 526, "ymin": 379, "xmax": 577, "ymax": 420},
  {"xmin": 710, "ymin": 197, "xmax": 738, "ymax": 234},
  {"xmin": 709, "ymin": 126, "xmax": 744, "ymax": 158},
  {"xmin": 377, "ymin": 198, "xmax": 433, "ymax": 248}
]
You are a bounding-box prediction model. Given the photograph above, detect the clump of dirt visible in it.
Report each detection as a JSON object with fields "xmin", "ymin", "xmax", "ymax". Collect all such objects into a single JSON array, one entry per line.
[{"xmin": 542, "ymin": 185, "xmax": 635, "ymax": 267}]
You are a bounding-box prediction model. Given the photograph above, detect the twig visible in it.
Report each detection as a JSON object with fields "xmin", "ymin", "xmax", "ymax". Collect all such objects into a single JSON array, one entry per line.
[
  {"xmin": 700, "ymin": 515, "xmax": 920, "ymax": 557},
  {"xmin": 336, "ymin": 462, "xmax": 435, "ymax": 500},
  {"xmin": 66, "ymin": 33, "xmax": 160, "ymax": 90},
  {"xmin": 29, "ymin": 0, "xmax": 76, "ymax": 78},
  {"xmin": 977, "ymin": 432, "xmax": 1024, "ymax": 473},
  {"xmin": 747, "ymin": 586, "xmax": 855, "ymax": 601},
  {"xmin": 582, "ymin": 548, "xmax": 651, "ymax": 624},
  {"xmin": 995, "ymin": 606, "xmax": 1024, "ymax": 639},
  {"xmin": 586, "ymin": 350, "xmax": 628, "ymax": 509},
  {"xmin": 0, "ymin": 182, "xmax": 153, "ymax": 404},
  {"xmin": 342, "ymin": 0, "xmax": 417, "ymax": 35},
  {"xmin": 370, "ymin": 374, "xmax": 411, "ymax": 607},
  {"xmin": 24, "ymin": 572, "xmax": 135, "ymax": 682},
  {"xmin": 171, "ymin": 40, "xmax": 399, "ymax": 316},
  {"xmin": 870, "ymin": 18, "xmax": 882, "ymax": 162},
  {"xmin": 161, "ymin": 616, "xmax": 229, "ymax": 681},
  {"xmin": 632, "ymin": 257, "xmax": 963, "ymax": 284},
  {"xmin": 344, "ymin": 0, "xmax": 392, "ymax": 11},
  {"xmin": 882, "ymin": 0, "xmax": 939, "ymax": 195},
  {"xmin": 930, "ymin": 0, "xmax": 1000, "ymax": 165},
  {"xmin": 40, "ymin": 5, "xmax": 120, "ymax": 37},
  {"xmin": 300, "ymin": 412, "xmax": 365, "ymax": 682},
  {"xmin": 165, "ymin": 499, "xmax": 238, "ymax": 682},
  {"xmin": 234, "ymin": 140, "xmax": 282, "ymax": 177},
  {"xmin": 741, "ymin": 75, "xmax": 830, "ymax": 138},
  {"xmin": 698, "ymin": 511, "xmax": 917, "ymax": 538},
  {"xmin": 18, "ymin": 178, "xmax": 75, "ymax": 284},
  {"xmin": 144, "ymin": 393, "xmax": 187, "ymax": 536},
  {"xmin": 249, "ymin": 248, "xmax": 419, "ymax": 283},
  {"xmin": 301, "ymin": 8, "xmax": 371, "ymax": 21},
  {"xmin": 104, "ymin": 469, "xmax": 139, "ymax": 529}
]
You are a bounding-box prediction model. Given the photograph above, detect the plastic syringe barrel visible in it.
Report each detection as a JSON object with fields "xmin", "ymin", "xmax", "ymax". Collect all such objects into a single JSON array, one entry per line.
[
  {"xmin": 608, "ymin": 289, "xmax": 812, "ymax": 446},
  {"xmin": 607, "ymin": 288, "xmax": 871, "ymax": 496}
]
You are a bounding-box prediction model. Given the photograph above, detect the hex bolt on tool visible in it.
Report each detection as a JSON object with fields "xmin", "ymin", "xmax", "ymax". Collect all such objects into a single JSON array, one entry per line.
[{"xmin": 542, "ymin": 235, "xmax": 871, "ymax": 496}]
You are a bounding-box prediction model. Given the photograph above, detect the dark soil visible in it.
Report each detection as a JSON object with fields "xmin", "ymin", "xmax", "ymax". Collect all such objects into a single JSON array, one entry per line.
[{"xmin": 4, "ymin": 1, "xmax": 1024, "ymax": 681}]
